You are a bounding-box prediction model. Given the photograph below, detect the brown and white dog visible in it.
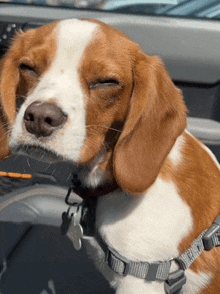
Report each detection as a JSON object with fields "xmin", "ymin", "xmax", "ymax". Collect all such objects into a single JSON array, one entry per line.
[{"xmin": 0, "ymin": 19, "xmax": 220, "ymax": 294}]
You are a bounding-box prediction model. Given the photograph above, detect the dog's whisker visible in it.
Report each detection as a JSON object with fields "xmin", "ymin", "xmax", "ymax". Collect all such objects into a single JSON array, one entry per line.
[
  {"xmin": 83, "ymin": 137, "xmax": 101, "ymax": 152},
  {"xmin": 86, "ymin": 124, "xmax": 122, "ymax": 133}
]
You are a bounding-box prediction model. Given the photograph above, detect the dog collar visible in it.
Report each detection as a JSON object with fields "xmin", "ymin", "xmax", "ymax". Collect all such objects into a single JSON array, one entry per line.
[
  {"xmin": 70, "ymin": 174, "xmax": 118, "ymax": 199},
  {"xmin": 61, "ymin": 188, "xmax": 220, "ymax": 294}
]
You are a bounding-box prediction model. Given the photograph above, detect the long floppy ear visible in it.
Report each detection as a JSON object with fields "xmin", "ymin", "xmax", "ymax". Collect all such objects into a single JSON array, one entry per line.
[
  {"xmin": 0, "ymin": 51, "xmax": 19, "ymax": 160},
  {"xmin": 113, "ymin": 53, "xmax": 187, "ymax": 194}
]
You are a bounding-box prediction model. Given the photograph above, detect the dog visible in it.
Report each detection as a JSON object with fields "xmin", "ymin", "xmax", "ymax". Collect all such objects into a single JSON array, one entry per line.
[{"xmin": 1, "ymin": 19, "xmax": 220, "ymax": 294}]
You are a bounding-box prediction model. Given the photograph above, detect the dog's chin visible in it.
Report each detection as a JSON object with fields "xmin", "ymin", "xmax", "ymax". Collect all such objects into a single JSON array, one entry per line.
[{"xmin": 12, "ymin": 144, "xmax": 67, "ymax": 164}]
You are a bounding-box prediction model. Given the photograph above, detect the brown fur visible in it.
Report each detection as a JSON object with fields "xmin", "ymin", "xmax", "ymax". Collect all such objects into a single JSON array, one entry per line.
[
  {"xmin": 0, "ymin": 21, "xmax": 57, "ymax": 159},
  {"xmin": 78, "ymin": 21, "xmax": 187, "ymax": 194}
]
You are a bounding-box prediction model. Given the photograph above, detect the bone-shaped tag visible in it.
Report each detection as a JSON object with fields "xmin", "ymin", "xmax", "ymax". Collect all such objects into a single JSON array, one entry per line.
[{"xmin": 66, "ymin": 205, "xmax": 84, "ymax": 251}]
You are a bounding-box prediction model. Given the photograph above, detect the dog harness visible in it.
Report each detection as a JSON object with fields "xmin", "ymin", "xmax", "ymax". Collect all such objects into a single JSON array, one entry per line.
[{"xmin": 60, "ymin": 188, "xmax": 220, "ymax": 294}]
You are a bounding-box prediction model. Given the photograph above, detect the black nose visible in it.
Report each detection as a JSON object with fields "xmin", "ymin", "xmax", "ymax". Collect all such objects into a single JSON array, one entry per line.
[{"xmin": 24, "ymin": 101, "xmax": 67, "ymax": 138}]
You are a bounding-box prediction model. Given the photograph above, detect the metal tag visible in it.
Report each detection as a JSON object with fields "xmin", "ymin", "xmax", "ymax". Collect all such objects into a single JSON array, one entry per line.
[
  {"xmin": 66, "ymin": 205, "xmax": 84, "ymax": 251},
  {"xmin": 60, "ymin": 204, "xmax": 77, "ymax": 235},
  {"xmin": 67, "ymin": 217, "xmax": 84, "ymax": 250}
]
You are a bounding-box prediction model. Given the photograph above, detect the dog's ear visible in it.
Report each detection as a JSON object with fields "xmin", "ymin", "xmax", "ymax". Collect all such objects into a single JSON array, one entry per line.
[
  {"xmin": 113, "ymin": 52, "xmax": 187, "ymax": 194},
  {"xmin": 0, "ymin": 51, "xmax": 19, "ymax": 160}
]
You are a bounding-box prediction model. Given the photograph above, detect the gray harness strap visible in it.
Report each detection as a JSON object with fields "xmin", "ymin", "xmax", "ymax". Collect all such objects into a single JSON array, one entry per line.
[
  {"xmin": 106, "ymin": 247, "xmax": 171, "ymax": 280},
  {"xmin": 95, "ymin": 234, "xmax": 186, "ymax": 294},
  {"xmin": 176, "ymin": 216, "xmax": 220, "ymax": 270},
  {"xmin": 176, "ymin": 231, "xmax": 206, "ymax": 271},
  {"xmin": 101, "ymin": 215, "xmax": 220, "ymax": 294},
  {"xmin": 64, "ymin": 197, "xmax": 220, "ymax": 294}
]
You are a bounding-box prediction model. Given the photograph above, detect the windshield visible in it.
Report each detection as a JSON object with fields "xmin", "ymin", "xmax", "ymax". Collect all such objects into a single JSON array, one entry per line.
[{"xmin": 2, "ymin": 0, "xmax": 220, "ymax": 20}]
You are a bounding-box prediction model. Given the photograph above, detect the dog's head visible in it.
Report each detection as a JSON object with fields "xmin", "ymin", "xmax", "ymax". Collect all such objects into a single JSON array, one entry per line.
[{"xmin": 0, "ymin": 19, "xmax": 187, "ymax": 195}]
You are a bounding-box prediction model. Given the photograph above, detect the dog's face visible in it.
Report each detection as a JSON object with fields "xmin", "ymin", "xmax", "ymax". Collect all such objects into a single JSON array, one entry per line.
[{"xmin": 0, "ymin": 19, "xmax": 187, "ymax": 194}]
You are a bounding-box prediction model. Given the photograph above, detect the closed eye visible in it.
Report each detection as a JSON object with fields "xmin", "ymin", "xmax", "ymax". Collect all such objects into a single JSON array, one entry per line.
[
  {"xmin": 90, "ymin": 78, "xmax": 120, "ymax": 89},
  {"xmin": 19, "ymin": 62, "xmax": 38, "ymax": 76}
]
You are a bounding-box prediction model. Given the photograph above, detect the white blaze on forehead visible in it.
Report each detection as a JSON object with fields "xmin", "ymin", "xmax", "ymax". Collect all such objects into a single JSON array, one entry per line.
[
  {"xmin": 42, "ymin": 19, "xmax": 99, "ymax": 111},
  {"xmin": 10, "ymin": 19, "xmax": 99, "ymax": 163},
  {"xmin": 58, "ymin": 19, "xmax": 97, "ymax": 63},
  {"xmin": 17, "ymin": 19, "xmax": 98, "ymax": 109}
]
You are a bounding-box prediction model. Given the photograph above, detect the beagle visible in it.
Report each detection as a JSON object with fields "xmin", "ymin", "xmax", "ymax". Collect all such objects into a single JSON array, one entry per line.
[{"xmin": 1, "ymin": 19, "xmax": 220, "ymax": 294}]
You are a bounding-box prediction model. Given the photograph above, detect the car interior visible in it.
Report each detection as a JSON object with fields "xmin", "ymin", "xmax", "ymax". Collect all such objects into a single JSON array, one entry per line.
[{"xmin": 1, "ymin": 1, "xmax": 220, "ymax": 293}]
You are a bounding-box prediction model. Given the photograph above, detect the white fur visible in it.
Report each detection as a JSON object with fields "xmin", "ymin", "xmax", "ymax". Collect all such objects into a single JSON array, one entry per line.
[
  {"xmin": 183, "ymin": 270, "xmax": 212, "ymax": 294},
  {"xmin": 96, "ymin": 177, "xmax": 192, "ymax": 262},
  {"xmin": 84, "ymin": 137, "xmax": 211, "ymax": 294},
  {"xmin": 168, "ymin": 134, "xmax": 185, "ymax": 166},
  {"xmin": 76, "ymin": 153, "xmax": 113, "ymax": 188},
  {"xmin": 10, "ymin": 19, "xmax": 98, "ymax": 163}
]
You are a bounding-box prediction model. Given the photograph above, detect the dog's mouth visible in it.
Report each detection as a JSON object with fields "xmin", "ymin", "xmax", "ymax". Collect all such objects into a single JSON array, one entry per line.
[{"xmin": 13, "ymin": 144, "xmax": 65, "ymax": 163}]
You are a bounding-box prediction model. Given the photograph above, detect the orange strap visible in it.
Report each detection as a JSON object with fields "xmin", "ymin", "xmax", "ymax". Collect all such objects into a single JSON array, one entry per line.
[{"xmin": 0, "ymin": 171, "xmax": 32, "ymax": 179}]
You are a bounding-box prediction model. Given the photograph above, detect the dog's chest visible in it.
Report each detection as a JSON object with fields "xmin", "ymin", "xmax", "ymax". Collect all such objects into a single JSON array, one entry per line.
[
  {"xmin": 84, "ymin": 177, "xmax": 212, "ymax": 293},
  {"xmin": 95, "ymin": 177, "xmax": 192, "ymax": 262}
]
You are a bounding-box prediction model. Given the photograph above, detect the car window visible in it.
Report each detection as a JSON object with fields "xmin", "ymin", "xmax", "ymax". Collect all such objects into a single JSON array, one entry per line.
[{"xmin": 1, "ymin": 0, "xmax": 220, "ymax": 20}]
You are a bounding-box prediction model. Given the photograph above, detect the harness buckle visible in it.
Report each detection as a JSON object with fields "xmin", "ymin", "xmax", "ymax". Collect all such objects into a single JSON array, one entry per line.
[
  {"xmin": 165, "ymin": 269, "xmax": 186, "ymax": 294},
  {"xmin": 106, "ymin": 248, "xmax": 130, "ymax": 276},
  {"xmin": 203, "ymin": 215, "xmax": 220, "ymax": 250},
  {"xmin": 122, "ymin": 260, "xmax": 130, "ymax": 276},
  {"xmin": 146, "ymin": 262, "xmax": 160, "ymax": 281}
]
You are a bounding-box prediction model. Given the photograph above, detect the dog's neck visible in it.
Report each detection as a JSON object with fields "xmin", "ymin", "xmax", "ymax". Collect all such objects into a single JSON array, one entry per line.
[{"xmin": 73, "ymin": 151, "xmax": 118, "ymax": 199}]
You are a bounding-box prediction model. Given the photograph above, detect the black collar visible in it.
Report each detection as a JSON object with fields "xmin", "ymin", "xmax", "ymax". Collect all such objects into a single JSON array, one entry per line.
[
  {"xmin": 71, "ymin": 173, "xmax": 118, "ymax": 199},
  {"xmin": 80, "ymin": 198, "xmax": 97, "ymax": 236}
]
